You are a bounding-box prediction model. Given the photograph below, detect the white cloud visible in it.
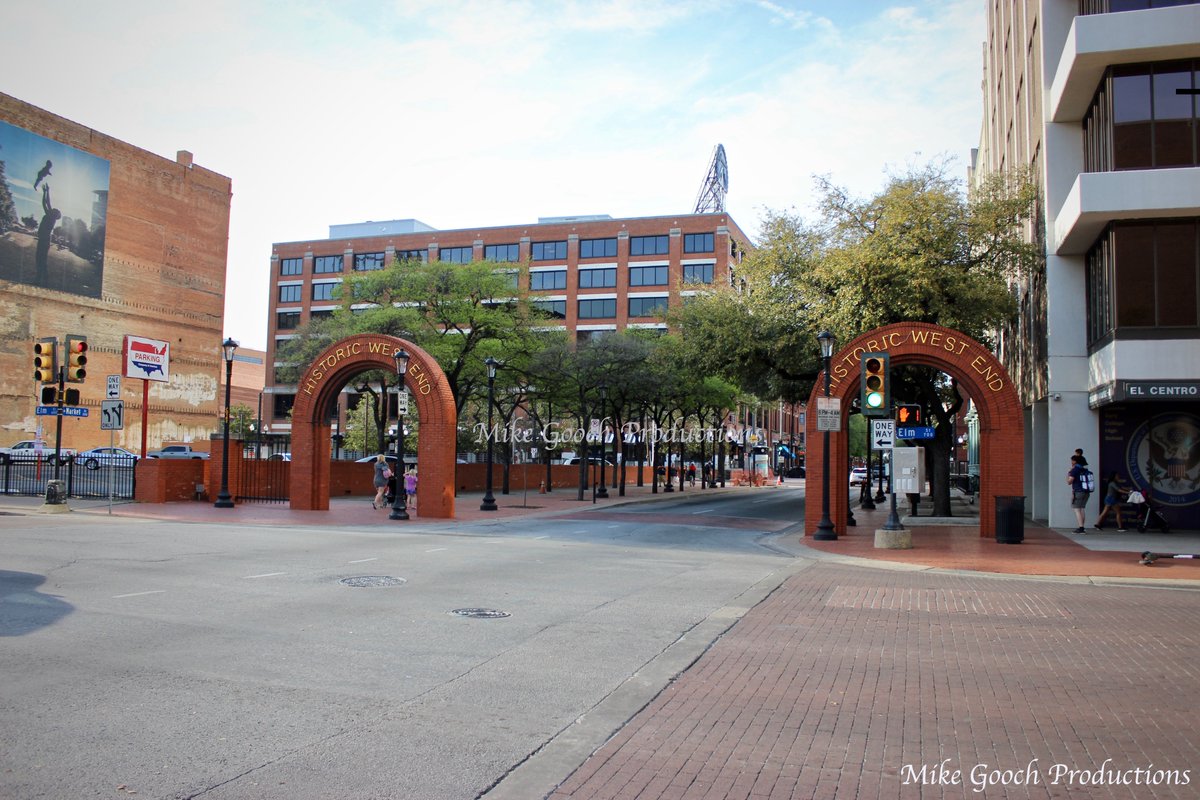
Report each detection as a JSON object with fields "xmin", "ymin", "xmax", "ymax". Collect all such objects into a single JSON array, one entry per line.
[{"xmin": 1, "ymin": 0, "xmax": 984, "ymax": 349}]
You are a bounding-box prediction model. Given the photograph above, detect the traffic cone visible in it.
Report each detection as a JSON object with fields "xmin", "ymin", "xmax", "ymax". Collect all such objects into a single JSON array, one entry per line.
[{"xmin": 539, "ymin": 481, "xmax": 546, "ymax": 494}]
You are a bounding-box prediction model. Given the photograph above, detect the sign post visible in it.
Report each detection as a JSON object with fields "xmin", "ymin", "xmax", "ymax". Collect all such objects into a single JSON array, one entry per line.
[{"xmin": 123, "ymin": 336, "xmax": 170, "ymax": 458}]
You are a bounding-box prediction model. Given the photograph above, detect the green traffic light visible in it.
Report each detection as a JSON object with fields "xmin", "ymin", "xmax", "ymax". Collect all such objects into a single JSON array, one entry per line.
[{"xmin": 866, "ymin": 391, "xmax": 884, "ymax": 409}]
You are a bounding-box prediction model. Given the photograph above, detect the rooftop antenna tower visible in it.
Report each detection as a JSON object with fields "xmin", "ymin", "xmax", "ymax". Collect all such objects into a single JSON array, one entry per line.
[{"xmin": 693, "ymin": 144, "xmax": 729, "ymax": 213}]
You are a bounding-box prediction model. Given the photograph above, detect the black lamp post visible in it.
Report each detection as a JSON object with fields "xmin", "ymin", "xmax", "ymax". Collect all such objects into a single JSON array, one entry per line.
[
  {"xmin": 481, "ymin": 356, "xmax": 499, "ymax": 511},
  {"xmin": 390, "ymin": 348, "xmax": 410, "ymax": 521},
  {"xmin": 813, "ymin": 330, "xmax": 837, "ymax": 540},
  {"xmin": 214, "ymin": 337, "xmax": 239, "ymax": 508},
  {"xmin": 596, "ymin": 384, "xmax": 609, "ymax": 499}
]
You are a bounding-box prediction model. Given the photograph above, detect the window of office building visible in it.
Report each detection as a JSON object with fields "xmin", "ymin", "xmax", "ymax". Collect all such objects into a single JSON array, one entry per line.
[
  {"xmin": 580, "ymin": 238, "xmax": 617, "ymax": 259},
  {"xmin": 683, "ymin": 233, "xmax": 714, "ymax": 253},
  {"xmin": 628, "ymin": 296, "xmax": 668, "ymax": 317},
  {"xmin": 353, "ymin": 252, "xmax": 386, "ymax": 271},
  {"xmin": 312, "ymin": 282, "xmax": 339, "ymax": 301},
  {"xmin": 578, "ymin": 298, "xmax": 616, "ymax": 319},
  {"xmin": 683, "ymin": 263, "xmax": 714, "ymax": 284},
  {"xmin": 273, "ymin": 393, "xmax": 295, "ymax": 419},
  {"xmin": 532, "ymin": 299, "xmax": 566, "ymax": 318},
  {"xmin": 532, "ymin": 240, "xmax": 567, "ymax": 261},
  {"xmin": 576, "ymin": 329, "xmax": 612, "ymax": 343},
  {"xmin": 439, "ymin": 246, "xmax": 472, "ymax": 263},
  {"xmin": 531, "ymin": 270, "xmax": 567, "ymax": 290},
  {"xmin": 1086, "ymin": 219, "xmax": 1199, "ymax": 345},
  {"xmin": 499, "ymin": 271, "xmax": 519, "ymax": 291},
  {"xmin": 396, "ymin": 249, "xmax": 428, "ymax": 262},
  {"xmin": 279, "ymin": 284, "xmax": 302, "ymax": 304},
  {"xmin": 280, "ymin": 257, "xmax": 303, "ymax": 276},
  {"xmin": 1084, "ymin": 60, "xmax": 1199, "ymax": 172},
  {"xmin": 630, "ymin": 264, "xmax": 668, "ymax": 286},
  {"xmin": 579, "ymin": 267, "xmax": 616, "ymax": 288},
  {"xmin": 309, "ymin": 309, "xmax": 334, "ymax": 321},
  {"xmin": 630, "ymin": 235, "xmax": 669, "ymax": 256},
  {"xmin": 484, "ymin": 243, "xmax": 520, "ymax": 262},
  {"xmin": 314, "ymin": 255, "xmax": 343, "ymax": 274},
  {"xmin": 276, "ymin": 310, "xmax": 300, "ymax": 329}
]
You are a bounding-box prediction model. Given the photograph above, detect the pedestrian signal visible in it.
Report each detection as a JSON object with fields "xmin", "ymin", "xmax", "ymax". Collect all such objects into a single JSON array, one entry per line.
[
  {"xmin": 34, "ymin": 337, "xmax": 58, "ymax": 383},
  {"xmin": 40, "ymin": 385, "xmax": 57, "ymax": 405},
  {"xmin": 64, "ymin": 388, "xmax": 81, "ymax": 406},
  {"xmin": 65, "ymin": 335, "xmax": 87, "ymax": 382},
  {"xmin": 860, "ymin": 352, "xmax": 889, "ymax": 417},
  {"xmin": 897, "ymin": 404, "xmax": 922, "ymax": 425}
]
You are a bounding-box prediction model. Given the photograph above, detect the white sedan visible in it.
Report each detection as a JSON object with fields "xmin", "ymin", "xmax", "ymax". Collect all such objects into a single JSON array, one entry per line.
[
  {"xmin": 849, "ymin": 467, "xmax": 869, "ymax": 486},
  {"xmin": 78, "ymin": 447, "xmax": 140, "ymax": 470}
]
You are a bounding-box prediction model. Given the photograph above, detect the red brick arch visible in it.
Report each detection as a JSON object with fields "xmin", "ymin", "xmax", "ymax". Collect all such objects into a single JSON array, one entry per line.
[
  {"xmin": 804, "ymin": 322, "xmax": 1023, "ymax": 538},
  {"xmin": 290, "ymin": 334, "xmax": 457, "ymax": 517}
]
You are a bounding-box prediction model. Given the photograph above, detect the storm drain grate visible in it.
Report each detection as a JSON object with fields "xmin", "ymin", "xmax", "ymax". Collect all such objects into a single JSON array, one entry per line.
[
  {"xmin": 339, "ymin": 576, "xmax": 407, "ymax": 588},
  {"xmin": 451, "ymin": 608, "xmax": 511, "ymax": 619}
]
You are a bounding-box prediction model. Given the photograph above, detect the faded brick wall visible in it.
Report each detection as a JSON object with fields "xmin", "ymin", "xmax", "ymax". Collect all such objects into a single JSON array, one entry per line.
[{"xmin": 0, "ymin": 93, "xmax": 232, "ymax": 454}]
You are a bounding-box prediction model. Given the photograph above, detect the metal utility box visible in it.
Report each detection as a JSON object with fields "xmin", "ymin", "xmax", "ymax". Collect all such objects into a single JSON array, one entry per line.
[{"xmin": 892, "ymin": 446, "xmax": 925, "ymax": 494}]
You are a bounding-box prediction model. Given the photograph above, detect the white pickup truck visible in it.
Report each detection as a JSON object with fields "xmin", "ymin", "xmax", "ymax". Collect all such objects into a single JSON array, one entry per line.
[
  {"xmin": 0, "ymin": 440, "xmax": 76, "ymax": 465},
  {"xmin": 146, "ymin": 444, "xmax": 210, "ymax": 460}
]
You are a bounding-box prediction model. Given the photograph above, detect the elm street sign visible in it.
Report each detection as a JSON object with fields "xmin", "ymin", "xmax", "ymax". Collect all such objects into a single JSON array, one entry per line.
[{"xmin": 897, "ymin": 425, "xmax": 935, "ymax": 440}]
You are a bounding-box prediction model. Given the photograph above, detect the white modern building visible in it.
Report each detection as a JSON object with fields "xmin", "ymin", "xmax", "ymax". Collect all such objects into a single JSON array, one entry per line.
[{"xmin": 975, "ymin": 1, "xmax": 1200, "ymax": 530}]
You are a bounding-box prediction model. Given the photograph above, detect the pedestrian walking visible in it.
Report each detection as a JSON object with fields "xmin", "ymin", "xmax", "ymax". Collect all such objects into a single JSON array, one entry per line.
[
  {"xmin": 1067, "ymin": 453, "xmax": 1093, "ymax": 533},
  {"xmin": 372, "ymin": 454, "xmax": 390, "ymax": 510},
  {"xmin": 1094, "ymin": 472, "xmax": 1130, "ymax": 531},
  {"xmin": 404, "ymin": 467, "xmax": 418, "ymax": 511}
]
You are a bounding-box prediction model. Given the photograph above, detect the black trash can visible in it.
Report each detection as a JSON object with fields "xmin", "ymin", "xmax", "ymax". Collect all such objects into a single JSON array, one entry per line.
[{"xmin": 995, "ymin": 495, "xmax": 1025, "ymax": 544}]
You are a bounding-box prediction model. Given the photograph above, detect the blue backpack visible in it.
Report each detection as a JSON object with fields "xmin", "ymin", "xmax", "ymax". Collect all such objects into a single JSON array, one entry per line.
[{"xmin": 1079, "ymin": 469, "xmax": 1095, "ymax": 492}]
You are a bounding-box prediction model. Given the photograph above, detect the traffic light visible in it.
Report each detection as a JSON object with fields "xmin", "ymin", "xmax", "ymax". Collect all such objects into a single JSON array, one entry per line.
[
  {"xmin": 65, "ymin": 335, "xmax": 87, "ymax": 382},
  {"xmin": 897, "ymin": 404, "xmax": 922, "ymax": 425},
  {"xmin": 33, "ymin": 337, "xmax": 58, "ymax": 383},
  {"xmin": 860, "ymin": 352, "xmax": 890, "ymax": 417},
  {"xmin": 40, "ymin": 385, "xmax": 57, "ymax": 405}
]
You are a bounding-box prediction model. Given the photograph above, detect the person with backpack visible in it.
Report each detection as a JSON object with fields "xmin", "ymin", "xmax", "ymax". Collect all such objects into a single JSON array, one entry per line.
[{"xmin": 1067, "ymin": 453, "xmax": 1093, "ymax": 533}]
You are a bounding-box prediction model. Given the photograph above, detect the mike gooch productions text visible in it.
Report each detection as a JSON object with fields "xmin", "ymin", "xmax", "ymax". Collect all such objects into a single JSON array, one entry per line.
[{"xmin": 901, "ymin": 758, "xmax": 1190, "ymax": 792}]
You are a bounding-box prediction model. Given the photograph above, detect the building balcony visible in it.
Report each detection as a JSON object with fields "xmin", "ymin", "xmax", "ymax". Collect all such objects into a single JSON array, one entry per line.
[
  {"xmin": 1052, "ymin": 167, "xmax": 1200, "ymax": 254},
  {"xmin": 1050, "ymin": 4, "xmax": 1200, "ymax": 123}
]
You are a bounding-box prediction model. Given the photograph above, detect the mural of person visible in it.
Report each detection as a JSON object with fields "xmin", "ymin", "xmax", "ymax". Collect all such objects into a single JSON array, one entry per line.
[
  {"xmin": 34, "ymin": 182, "xmax": 61, "ymax": 286},
  {"xmin": 33, "ymin": 159, "xmax": 52, "ymax": 189}
]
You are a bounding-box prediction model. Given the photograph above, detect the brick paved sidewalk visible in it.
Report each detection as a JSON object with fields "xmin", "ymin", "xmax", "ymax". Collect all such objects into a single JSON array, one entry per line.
[{"xmin": 540, "ymin": 561, "xmax": 1200, "ymax": 800}]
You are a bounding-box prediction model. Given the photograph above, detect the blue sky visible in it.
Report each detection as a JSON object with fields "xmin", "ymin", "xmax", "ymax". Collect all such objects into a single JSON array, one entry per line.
[{"xmin": 3, "ymin": 0, "xmax": 984, "ymax": 349}]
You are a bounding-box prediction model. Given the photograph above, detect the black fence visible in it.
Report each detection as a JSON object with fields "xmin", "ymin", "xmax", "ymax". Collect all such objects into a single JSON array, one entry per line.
[
  {"xmin": 238, "ymin": 436, "xmax": 291, "ymax": 503},
  {"xmin": 0, "ymin": 453, "xmax": 136, "ymax": 500}
]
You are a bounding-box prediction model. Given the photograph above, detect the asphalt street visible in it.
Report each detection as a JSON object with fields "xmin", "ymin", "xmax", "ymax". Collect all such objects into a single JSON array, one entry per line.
[{"xmin": 0, "ymin": 488, "xmax": 805, "ymax": 800}]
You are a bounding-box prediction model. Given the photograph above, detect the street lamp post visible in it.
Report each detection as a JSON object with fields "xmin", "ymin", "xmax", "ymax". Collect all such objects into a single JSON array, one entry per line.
[
  {"xmin": 390, "ymin": 348, "xmax": 410, "ymax": 521},
  {"xmin": 214, "ymin": 337, "xmax": 239, "ymax": 508},
  {"xmin": 813, "ymin": 331, "xmax": 837, "ymax": 540},
  {"xmin": 596, "ymin": 384, "xmax": 609, "ymax": 499},
  {"xmin": 481, "ymin": 356, "xmax": 499, "ymax": 511}
]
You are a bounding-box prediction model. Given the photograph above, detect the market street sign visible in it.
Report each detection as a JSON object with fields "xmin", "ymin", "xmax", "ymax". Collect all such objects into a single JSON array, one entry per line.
[{"xmin": 36, "ymin": 406, "xmax": 89, "ymax": 418}]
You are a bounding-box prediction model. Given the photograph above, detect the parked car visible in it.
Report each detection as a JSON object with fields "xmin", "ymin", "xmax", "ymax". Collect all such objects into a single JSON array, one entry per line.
[
  {"xmin": 565, "ymin": 456, "xmax": 615, "ymax": 466},
  {"xmin": 78, "ymin": 447, "xmax": 140, "ymax": 470},
  {"xmin": 0, "ymin": 440, "xmax": 76, "ymax": 465},
  {"xmin": 267, "ymin": 452, "xmax": 291, "ymax": 461},
  {"xmin": 849, "ymin": 467, "xmax": 869, "ymax": 486},
  {"xmin": 147, "ymin": 445, "xmax": 209, "ymax": 459},
  {"xmin": 354, "ymin": 454, "xmax": 415, "ymax": 467}
]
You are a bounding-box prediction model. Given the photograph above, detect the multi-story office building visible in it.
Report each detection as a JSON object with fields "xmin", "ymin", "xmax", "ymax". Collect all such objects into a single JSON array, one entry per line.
[
  {"xmin": 264, "ymin": 213, "xmax": 751, "ymax": 436},
  {"xmin": 0, "ymin": 93, "xmax": 233, "ymax": 453},
  {"xmin": 975, "ymin": 1, "xmax": 1200, "ymax": 529}
]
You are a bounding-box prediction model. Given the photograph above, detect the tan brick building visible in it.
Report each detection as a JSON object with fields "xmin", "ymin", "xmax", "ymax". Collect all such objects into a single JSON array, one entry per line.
[{"xmin": 0, "ymin": 93, "xmax": 232, "ymax": 453}]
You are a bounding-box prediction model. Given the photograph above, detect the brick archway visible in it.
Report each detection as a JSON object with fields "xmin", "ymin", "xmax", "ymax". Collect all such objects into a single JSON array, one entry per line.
[
  {"xmin": 804, "ymin": 322, "xmax": 1022, "ymax": 538},
  {"xmin": 290, "ymin": 334, "xmax": 457, "ymax": 517}
]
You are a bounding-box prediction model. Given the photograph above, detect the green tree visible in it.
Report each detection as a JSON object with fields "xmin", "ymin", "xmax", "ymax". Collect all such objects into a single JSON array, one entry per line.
[{"xmin": 676, "ymin": 160, "xmax": 1038, "ymax": 514}]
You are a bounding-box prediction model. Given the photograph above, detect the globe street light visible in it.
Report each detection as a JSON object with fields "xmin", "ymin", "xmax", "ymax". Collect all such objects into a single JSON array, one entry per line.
[
  {"xmin": 481, "ymin": 356, "xmax": 499, "ymax": 511},
  {"xmin": 214, "ymin": 337, "xmax": 239, "ymax": 508},
  {"xmin": 390, "ymin": 348, "xmax": 410, "ymax": 521},
  {"xmin": 813, "ymin": 330, "xmax": 837, "ymax": 540}
]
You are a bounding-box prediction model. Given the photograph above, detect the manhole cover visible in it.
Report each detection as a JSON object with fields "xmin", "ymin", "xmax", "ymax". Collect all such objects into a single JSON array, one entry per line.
[
  {"xmin": 450, "ymin": 608, "xmax": 511, "ymax": 619},
  {"xmin": 339, "ymin": 576, "xmax": 407, "ymax": 588}
]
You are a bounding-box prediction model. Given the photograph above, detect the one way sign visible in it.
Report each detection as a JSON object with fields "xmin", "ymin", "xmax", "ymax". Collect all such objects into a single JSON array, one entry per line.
[{"xmin": 872, "ymin": 419, "xmax": 895, "ymax": 449}]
